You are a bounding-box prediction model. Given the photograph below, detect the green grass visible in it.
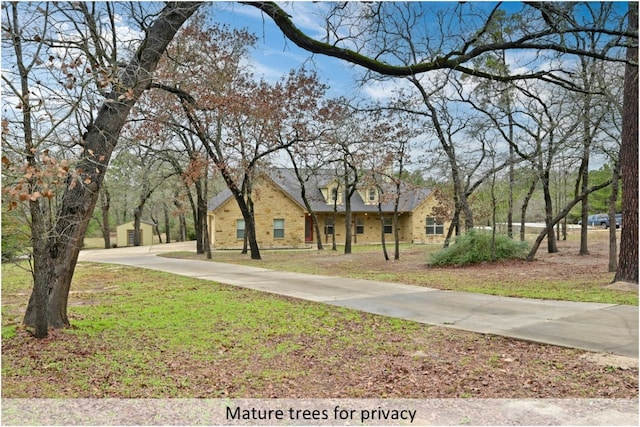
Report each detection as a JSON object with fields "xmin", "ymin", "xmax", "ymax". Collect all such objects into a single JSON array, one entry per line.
[
  {"xmin": 1, "ymin": 262, "xmax": 422, "ymax": 398},
  {"xmin": 2, "ymin": 262, "xmax": 637, "ymax": 400},
  {"xmin": 163, "ymin": 241, "xmax": 638, "ymax": 306}
]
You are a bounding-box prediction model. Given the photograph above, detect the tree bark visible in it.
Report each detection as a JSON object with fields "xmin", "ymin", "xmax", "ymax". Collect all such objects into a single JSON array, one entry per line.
[
  {"xmin": 23, "ymin": 2, "xmax": 201, "ymax": 334},
  {"xmin": 163, "ymin": 203, "xmax": 171, "ymax": 244},
  {"xmin": 100, "ymin": 187, "xmax": 111, "ymax": 249},
  {"xmin": 614, "ymin": 1, "xmax": 639, "ymax": 284},
  {"xmin": 520, "ymin": 175, "xmax": 539, "ymax": 242},
  {"xmin": 378, "ymin": 200, "xmax": 390, "ymax": 261},
  {"xmin": 541, "ymin": 168, "xmax": 558, "ymax": 253}
]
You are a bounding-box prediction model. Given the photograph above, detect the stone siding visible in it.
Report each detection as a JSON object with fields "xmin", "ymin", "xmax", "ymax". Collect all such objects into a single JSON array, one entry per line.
[
  {"xmin": 208, "ymin": 178, "xmax": 449, "ymax": 249},
  {"xmin": 208, "ymin": 179, "xmax": 306, "ymax": 249}
]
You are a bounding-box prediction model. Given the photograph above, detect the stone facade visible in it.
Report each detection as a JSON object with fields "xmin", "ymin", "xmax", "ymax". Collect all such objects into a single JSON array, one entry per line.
[
  {"xmin": 208, "ymin": 178, "xmax": 307, "ymax": 249},
  {"xmin": 208, "ymin": 169, "xmax": 449, "ymax": 249}
]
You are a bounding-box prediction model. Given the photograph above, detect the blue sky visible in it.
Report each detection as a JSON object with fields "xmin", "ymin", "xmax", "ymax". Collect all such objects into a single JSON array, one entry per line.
[{"xmin": 212, "ymin": 2, "xmax": 367, "ymax": 100}]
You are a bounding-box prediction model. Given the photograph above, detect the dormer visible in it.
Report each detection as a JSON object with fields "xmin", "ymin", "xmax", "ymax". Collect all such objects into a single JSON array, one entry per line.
[
  {"xmin": 321, "ymin": 181, "xmax": 343, "ymax": 205},
  {"xmin": 366, "ymin": 187, "xmax": 378, "ymax": 204},
  {"xmin": 358, "ymin": 186, "xmax": 379, "ymax": 205}
]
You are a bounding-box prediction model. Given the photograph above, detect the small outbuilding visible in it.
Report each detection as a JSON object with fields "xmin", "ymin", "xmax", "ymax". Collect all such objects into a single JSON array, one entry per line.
[{"xmin": 116, "ymin": 220, "xmax": 156, "ymax": 247}]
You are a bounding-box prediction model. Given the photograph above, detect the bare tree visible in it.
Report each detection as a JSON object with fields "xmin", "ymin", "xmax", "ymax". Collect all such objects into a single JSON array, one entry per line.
[
  {"xmin": 2, "ymin": 2, "xmax": 200, "ymax": 337},
  {"xmin": 246, "ymin": 1, "xmax": 636, "ymax": 274}
]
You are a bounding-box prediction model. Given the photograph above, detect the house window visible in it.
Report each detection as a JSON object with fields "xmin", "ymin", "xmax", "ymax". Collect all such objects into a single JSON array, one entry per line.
[
  {"xmin": 236, "ymin": 219, "xmax": 245, "ymax": 239},
  {"xmin": 324, "ymin": 217, "xmax": 334, "ymax": 235},
  {"xmin": 426, "ymin": 217, "xmax": 444, "ymax": 235},
  {"xmin": 356, "ymin": 217, "xmax": 364, "ymax": 234},
  {"xmin": 383, "ymin": 217, "xmax": 393, "ymax": 234},
  {"xmin": 273, "ymin": 219, "xmax": 285, "ymax": 239},
  {"xmin": 368, "ymin": 188, "xmax": 377, "ymax": 202}
]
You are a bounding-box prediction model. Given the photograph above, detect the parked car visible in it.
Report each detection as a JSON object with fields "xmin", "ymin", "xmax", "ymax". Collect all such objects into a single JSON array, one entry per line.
[{"xmin": 578, "ymin": 214, "xmax": 621, "ymax": 228}]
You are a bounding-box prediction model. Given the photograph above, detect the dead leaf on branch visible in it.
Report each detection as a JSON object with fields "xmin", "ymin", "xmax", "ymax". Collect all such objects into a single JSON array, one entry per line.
[{"xmin": 118, "ymin": 88, "xmax": 135, "ymax": 101}]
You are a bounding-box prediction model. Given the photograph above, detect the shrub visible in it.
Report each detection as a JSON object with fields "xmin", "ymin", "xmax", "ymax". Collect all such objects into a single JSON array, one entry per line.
[{"xmin": 428, "ymin": 229, "xmax": 529, "ymax": 266}]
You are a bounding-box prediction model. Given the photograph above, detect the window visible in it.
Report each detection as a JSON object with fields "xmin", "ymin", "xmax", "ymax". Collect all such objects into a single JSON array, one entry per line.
[
  {"xmin": 236, "ymin": 219, "xmax": 245, "ymax": 239},
  {"xmin": 356, "ymin": 217, "xmax": 364, "ymax": 234},
  {"xmin": 383, "ymin": 217, "xmax": 393, "ymax": 234},
  {"xmin": 273, "ymin": 219, "xmax": 285, "ymax": 239},
  {"xmin": 324, "ymin": 217, "xmax": 334, "ymax": 235},
  {"xmin": 368, "ymin": 188, "xmax": 377, "ymax": 202},
  {"xmin": 426, "ymin": 217, "xmax": 444, "ymax": 235}
]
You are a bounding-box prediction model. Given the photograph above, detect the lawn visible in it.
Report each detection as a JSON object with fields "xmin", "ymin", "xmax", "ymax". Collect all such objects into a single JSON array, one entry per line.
[
  {"xmin": 164, "ymin": 235, "xmax": 638, "ymax": 306},
  {"xmin": 2, "ymin": 261, "xmax": 637, "ymax": 399}
]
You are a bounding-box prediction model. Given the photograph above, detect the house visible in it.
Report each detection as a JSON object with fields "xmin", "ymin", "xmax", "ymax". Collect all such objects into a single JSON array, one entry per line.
[
  {"xmin": 207, "ymin": 168, "xmax": 449, "ymax": 249},
  {"xmin": 115, "ymin": 220, "xmax": 156, "ymax": 247}
]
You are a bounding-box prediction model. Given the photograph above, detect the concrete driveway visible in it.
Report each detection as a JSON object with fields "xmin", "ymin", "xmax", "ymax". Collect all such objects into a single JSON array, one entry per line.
[{"xmin": 79, "ymin": 242, "xmax": 639, "ymax": 359}]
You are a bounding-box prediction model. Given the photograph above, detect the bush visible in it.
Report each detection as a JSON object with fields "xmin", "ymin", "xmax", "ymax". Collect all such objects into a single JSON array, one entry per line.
[{"xmin": 428, "ymin": 229, "xmax": 529, "ymax": 266}]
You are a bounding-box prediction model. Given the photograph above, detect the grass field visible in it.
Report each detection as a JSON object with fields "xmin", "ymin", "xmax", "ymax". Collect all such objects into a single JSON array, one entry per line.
[{"xmin": 1, "ymin": 259, "xmax": 637, "ymax": 399}]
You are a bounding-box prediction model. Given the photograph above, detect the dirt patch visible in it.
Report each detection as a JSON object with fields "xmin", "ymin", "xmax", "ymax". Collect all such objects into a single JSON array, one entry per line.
[
  {"xmin": 607, "ymin": 282, "xmax": 639, "ymax": 292},
  {"xmin": 581, "ymin": 353, "xmax": 639, "ymax": 370}
]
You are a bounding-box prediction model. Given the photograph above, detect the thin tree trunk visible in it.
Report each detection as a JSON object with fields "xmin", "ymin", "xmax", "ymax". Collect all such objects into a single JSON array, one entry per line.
[
  {"xmin": 332, "ymin": 197, "xmax": 337, "ymax": 251},
  {"xmin": 378, "ymin": 201, "xmax": 390, "ymax": 261},
  {"xmin": 527, "ymin": 179, "xmax": 612, "ymax": 261},
  {"xmin": 344, "ymin": 193, "xmax": 353, "ymax": 254},
  {"xmin": 100, "ymin": 187, "xmax": 111, "ymax": 249},
  {"xmin": 608, "ymin": 160, "xmax": 620, "ymax": 272},
  {"xmin": 520, "ymin": 176, "xmax": 538, "ymax": 242},
  {"xmin": 163, "ymin": 203, "xmax": 171, "ymax": 244},
  {"xmin": 541, "ymin": 170, "xmax": 558, "ymax": 253},
  {"xmin": 151, "ymin": 213, "xmax": 162, "ymax": 243}
]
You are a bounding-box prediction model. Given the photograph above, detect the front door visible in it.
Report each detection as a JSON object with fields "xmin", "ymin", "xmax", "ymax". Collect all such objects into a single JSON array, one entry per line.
[{"xmin": 305, "ymin": 214, "xmax": 314, "ymax": 242}]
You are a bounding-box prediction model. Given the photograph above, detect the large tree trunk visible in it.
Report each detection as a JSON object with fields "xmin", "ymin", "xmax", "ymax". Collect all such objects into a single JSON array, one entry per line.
[
  {"xmin": 27, "ymin": 200, "xmax": 52, "ymax": 338},
  {"xmin": 615, "ymin": 1, "xmax": 639, "ymax": 284},
  {"xmin": 23, "ymin": 2, "xmax": 201, "ymax": 335}
]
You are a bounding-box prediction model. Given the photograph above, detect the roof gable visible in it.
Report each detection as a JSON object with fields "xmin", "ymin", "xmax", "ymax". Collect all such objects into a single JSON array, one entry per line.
[{"xmin": 208, "ymin": 168, "xmax": 434, "ymax": 214}]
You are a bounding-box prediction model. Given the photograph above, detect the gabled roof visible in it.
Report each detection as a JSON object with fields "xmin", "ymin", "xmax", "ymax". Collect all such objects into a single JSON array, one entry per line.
[
  {"xmin": 207, "ymin": 188, "xmax": 233, "ymax": 211},
  {"xmin": 208, "ymin": 168, "xmax": 434, "ymax": 214}
]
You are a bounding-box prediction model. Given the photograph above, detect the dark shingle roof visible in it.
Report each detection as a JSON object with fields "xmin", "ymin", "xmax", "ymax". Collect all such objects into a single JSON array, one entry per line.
[{"xmin": 208, "ymin": 168, "xmax": 433, "ymax": 214}]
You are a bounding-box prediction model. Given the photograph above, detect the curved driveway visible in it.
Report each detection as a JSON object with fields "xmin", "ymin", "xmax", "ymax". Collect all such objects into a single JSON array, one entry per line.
[{"xmin": 79, "ymin": 242, "xmax": 638, "ymax": 358}]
